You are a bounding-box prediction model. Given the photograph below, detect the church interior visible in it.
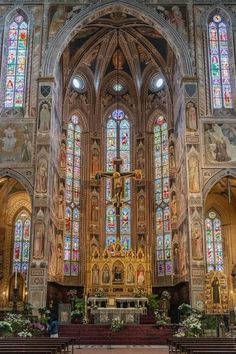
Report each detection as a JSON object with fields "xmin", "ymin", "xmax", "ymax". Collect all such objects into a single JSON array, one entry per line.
[{"xmin": 0, "ymin": 0, "xmax": 236, "ymax": 328}]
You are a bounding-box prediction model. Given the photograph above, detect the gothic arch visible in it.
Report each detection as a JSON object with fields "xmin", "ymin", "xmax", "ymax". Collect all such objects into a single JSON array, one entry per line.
[
  {"xmin": 202, "ymin": 169, "xmax": 236, "ymax": 202},
  {"xmin": 0, "ymin": 169, "xmax": 33, "ymax": 196},
  {"xmin": 42, "ymin": 0, "xmax": 194, "ymax": 77}
]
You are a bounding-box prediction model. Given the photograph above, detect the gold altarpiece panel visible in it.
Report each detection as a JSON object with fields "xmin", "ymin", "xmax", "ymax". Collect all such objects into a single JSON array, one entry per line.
[
  {"xmin": 204, "ymin": 271, "xmax": 228, "ymax": 314},
  {"xmin": 87, "ymin": 241, "xmax": 151, "ymax": 297}
]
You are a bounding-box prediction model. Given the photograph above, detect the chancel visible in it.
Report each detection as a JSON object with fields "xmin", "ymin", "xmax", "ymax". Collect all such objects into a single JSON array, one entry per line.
[{"xmin": 1, "ymin": 0, "xmax": 236, "ymax": 342}]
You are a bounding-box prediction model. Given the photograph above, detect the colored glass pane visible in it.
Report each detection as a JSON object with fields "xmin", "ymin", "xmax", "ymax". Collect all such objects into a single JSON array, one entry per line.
[
  {"xmin": 5, "ymin": 16, "xmax": 28, "ymax": 108},
  {"xmin": 154, "ymin": 116, "xmax": 171, "ymax": 276},
  {"xmin": 205, "ymin": 211, "xmax": 224, "ymax": 271},
  {"xmin": 105, "ymin": 110, "xmax": 131, "ymax": 247},
  {"xmin": 209, "ymin": 16, "xmax": 232, "ymax": 109},
  {"xmin": 64, "ymin": 116, "xmax": 81, "ymax": 276},
  {"xmin": 12, "ymin": 210, "xmax": 30, "ymax": 281}
]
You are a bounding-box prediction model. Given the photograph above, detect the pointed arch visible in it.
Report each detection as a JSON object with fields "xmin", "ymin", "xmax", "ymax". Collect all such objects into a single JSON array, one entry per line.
[
  {"xmin": 3, "ymin": 9, "xmax": 29, "ymax": 108},
  {"xmin": 105, "ymin": 109, "xmax": 131, "ymax": 249},
  {"xmin": 12, "ymin": 209, "xmax": 31, "ymax": 279},
  {"xmin": 153, "ymin": 115, "xmax": 171, "ymax": 277},
  {"xmin": 64, "ymin": 114, "xmax": 81, "ymax": 276},
  {"xmin": 205, "ymin": 209, "xmax": 224, "ymax": 272},
  {"xmin": 208, "ymin": 11, "xmax": 233, "ymax": 109}
]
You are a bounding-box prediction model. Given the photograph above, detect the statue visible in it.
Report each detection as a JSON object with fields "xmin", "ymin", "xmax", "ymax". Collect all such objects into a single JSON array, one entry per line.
[
  {"xmin": 186, "ymin": 102, "xmax": 197, "ymax": 131},
  {"xmin": 212, "ymin": 277, "xmax": 220, "ymax": 304},
  {"xmin": 192, "ymin": 224, "xmax": 203, "ymax": 260},
  {"xmin": 36, "ymin": 158, "xmax": 48, "ymax": 193},
  {"xmin": 102, "ymin": 266, "xmax": 110, "ymax": 284},
  {"xmin": 188, "ymin": 155, "xmax": 200, "ymax": 193},
  {"xmin": 39, "ymin": 103, "xmax": 50, "ymax": 132},
  {"xmin": 92, "ymin": 265, "xmax": 99, "ymax": 285},
  {"xmin": 33, "ymin": 222, "xmax": 45, "ymax": 259}
]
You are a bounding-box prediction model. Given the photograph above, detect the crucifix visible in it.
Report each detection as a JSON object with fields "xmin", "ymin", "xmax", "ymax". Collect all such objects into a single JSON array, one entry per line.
[{"xmin": 95, "ymin": 158, "xmax": 142, "ymax": 241}]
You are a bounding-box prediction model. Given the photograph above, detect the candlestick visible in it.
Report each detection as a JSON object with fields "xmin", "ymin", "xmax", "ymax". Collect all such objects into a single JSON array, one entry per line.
[{"xmin": 14, "ymin": 271, "xmax": 17, "ymax": 289}]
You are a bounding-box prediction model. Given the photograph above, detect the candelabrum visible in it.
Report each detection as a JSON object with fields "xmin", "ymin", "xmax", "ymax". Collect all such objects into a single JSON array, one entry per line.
[{"xmin": 12, "ymin": 288, "xmax": 18, "ymax": 313}]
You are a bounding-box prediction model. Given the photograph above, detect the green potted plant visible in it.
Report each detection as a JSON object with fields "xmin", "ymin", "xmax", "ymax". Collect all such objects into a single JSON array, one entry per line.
[
  {"xmin": 71, "ymin": 297, "xmax": 85, "ymax": 323},
  {"xmin": 0, "ymin": 321, "xmax": 13, "ymax": 337}
]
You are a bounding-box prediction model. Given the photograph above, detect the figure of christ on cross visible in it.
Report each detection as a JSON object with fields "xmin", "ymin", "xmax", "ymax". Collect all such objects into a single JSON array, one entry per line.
[{"xmin": 95, "ymin": 158, "xmax": 142, "ymax": 241}]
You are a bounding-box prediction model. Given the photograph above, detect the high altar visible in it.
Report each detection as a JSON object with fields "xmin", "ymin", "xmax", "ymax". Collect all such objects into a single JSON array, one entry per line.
[{"xmin": 86, "ymin": 240, "xmax": 150, "ymax": 323}]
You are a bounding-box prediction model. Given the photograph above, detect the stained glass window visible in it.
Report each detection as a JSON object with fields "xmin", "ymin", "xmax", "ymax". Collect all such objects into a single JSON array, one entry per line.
[
  {"xmin": 154, "ymin": 116, "xmax": 171, "ymax": 276},
  {"xmin": 5, "ymin": 14, "xmax": 28, "ymax": 108},
  {"xmin": 12, "ymin": 210, "xmax": 31, "ymax": 279},
  {"xmin": 64, "ymin": 115, "xmax": 81, "ymax": 276},
  {"xmin": 105, "ymin": 109, "xmax": 131, "ymax": 249},
  {"xmin": 205, "ymin": 210, "xmax": 224, "ymax": 272},
  {"xmin": 209, "ymin": 14, "xmax": 232, "ymax": 109}
]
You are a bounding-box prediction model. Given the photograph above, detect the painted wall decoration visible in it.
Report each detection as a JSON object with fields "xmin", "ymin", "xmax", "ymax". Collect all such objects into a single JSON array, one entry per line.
[
  {"xmin": 0, "ymin": 123, "xmax": 33, "ymax": 163},
  {"xmin": 204, "ymin": 123, "xmax": 236, "ymax": 163},
  {"xmin": 191, "ymin": 221, "xmax": 203, "ymax": 260},
  {"xmin": 36, "ymin": 156, "xmax": 48, "ymax": 193},
  {"xmin": 186, "ymin": 101, "xmax": 197, "ymax": 131},
  {"xmin": 33, "ymin": 221, "xmax": 45, "ymax": 259},
  {"xmin": 38, "ymin": 102, "xmax": 51, "ymax": 132}
]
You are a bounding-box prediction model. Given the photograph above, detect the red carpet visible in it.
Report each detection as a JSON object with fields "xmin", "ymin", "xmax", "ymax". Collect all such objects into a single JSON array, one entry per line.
[{"xmin": 59, "ymin": 324, "xmax": 175, "ymax": 345}]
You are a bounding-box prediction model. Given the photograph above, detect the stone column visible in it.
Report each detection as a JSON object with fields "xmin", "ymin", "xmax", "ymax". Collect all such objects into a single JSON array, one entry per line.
[{"xmin": 183, "ymin": 78, "xmax": 206, "ymax": 309}]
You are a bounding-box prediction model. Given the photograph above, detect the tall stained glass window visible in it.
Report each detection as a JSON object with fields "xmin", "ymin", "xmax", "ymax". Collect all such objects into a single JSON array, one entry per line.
[
  {"xmin": 209, "ymin": 14, "xmax": 232, "ymax": 109},
  {"xmin": 205, "ymin": 210, "xmax": 224, "ymax": 272},
  {"xmin": 64, "ymin": 115, "xmax": 81, "ymax": 276},
  {"xmin": 105, "ymin": 109, "xmax": 131, "ymax": 250},
  {"xmin": 154, "ymin": 116, "xmax": 171, "ymax": 276},
  {"xmin": 5, "ymin": 14, "xmax": 28, "ymax": 108},
  {"xmin": 12, "ymin": 210, "xmax": 31, "ymax": 278}
]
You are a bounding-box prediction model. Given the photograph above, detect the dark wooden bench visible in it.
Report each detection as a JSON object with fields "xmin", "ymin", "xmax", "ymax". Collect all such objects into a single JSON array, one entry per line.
[
  {"xmin": 169, "ymin": 337, "xmax": 236, "ymax": 353},
  {"xmin": 0, "ymin": 337, "xmax": 75, "ymax": 354}
]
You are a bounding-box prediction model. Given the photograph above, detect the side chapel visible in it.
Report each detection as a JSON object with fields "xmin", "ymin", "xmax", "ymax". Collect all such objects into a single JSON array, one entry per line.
[{"xmin": 0, "ymin": 0, "xmax": 236, "ymax": 316}]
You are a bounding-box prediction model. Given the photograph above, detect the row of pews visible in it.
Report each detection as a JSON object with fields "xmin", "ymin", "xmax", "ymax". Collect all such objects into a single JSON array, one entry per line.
[
  {"xmin": 0, "ymin": 337, "xmax": 75, "ymax": 354},
  {"xmin": 169, "ymin": 336, "xmax": 236, "ymax": 354}
]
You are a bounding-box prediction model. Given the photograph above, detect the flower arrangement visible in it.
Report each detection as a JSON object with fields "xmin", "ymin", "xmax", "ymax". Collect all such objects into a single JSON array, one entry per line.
[
  {"xmin": 71, "ymin": 297, "xmax": 85, "ymax": 320},
  {"xmin": 0, "ymin": 321, "xmax": 13, "ymax": 335},
  {"xmin": 110, "ymin": 317, "xmax": 124, "ymax": 332},
  {"xmin": 18, "ymin": 330, "xmax": 33, "ymax": 337},
  {"xmin": 154, "ymin": 309, "xmax": 170, "ymax": 326},
  {"xmin": 133, "ymin": 287, "xmax": 146, "ymax": 298},
  {"xmin": 175, "ymin": 313, "xmax": 203, "ymax": 337},
  {"xmin": 38, "ymin": 306, "xmax": 51, "ymax": 317},
  {"xmin": 178, "ymin": 303, "xmax": 192, "ymax": 316},
  {"xmin": 94, "ymin": 288, "xmax": 105, "ymax": 298}
]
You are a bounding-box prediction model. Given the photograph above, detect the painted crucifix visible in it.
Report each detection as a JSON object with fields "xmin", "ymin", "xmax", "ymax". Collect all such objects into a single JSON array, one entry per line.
[{"xmin": 95, "ymin": 157, "xmax": 142, "ymax": 240}]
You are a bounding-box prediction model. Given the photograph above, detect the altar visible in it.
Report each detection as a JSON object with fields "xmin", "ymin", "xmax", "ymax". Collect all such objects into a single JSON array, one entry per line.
[{"xmin": 88, "ymin": 296, "xmax": 148, "ymax": 324}]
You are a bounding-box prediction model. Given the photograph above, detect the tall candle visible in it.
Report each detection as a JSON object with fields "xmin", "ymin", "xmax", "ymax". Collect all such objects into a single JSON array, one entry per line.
[{"xmin": 14, "ymin": 271, "xmax": 17, "ymax": 289}]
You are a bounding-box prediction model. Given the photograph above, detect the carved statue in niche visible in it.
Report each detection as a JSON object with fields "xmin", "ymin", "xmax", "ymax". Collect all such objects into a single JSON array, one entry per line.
[
  {"xmin": 113, "ymin": 262, "xmax": 124, "ymax": 283},
  {"xmin": 137, "ymin": 193, "xmax": 145, "ymax": 224},
  {"xmin": 186, "ymin": 101, "xmax": 197, "ymax": 131},
  {"xmin": 173, "ymin": 242, "xmax": 179, "ymax": 275},
  {"xmin": 91, "ymin": 189, "xmax": 99, "ymax": 222},
  {"xmin": 39, "ymin": 103, "xmax": 50, "ymax": 132},
  {"xmin": 48, "ymin": 224, "xmax": 57, "ymax": 277},
  {"xmin": 137, "ymin": 265, "xmax": 145, "ymax": 286},
  {"xmin": 90, "ymin": 234, "xmax": 99, "ymax": 254},
  {"xmin": 137, "ymin": 141, "xmax": 145, "ymax": 171},
  {"xmin": 170, "ymin": 191, "xmax": 177, "ymax": 219},
  {"xmin": 92, "ymin": 265, "xmax": 99, "ymax": 285},
  {"xmin": 126, "ymin": 264, "xmax": 135, "ymax": 284},
  {"xmin": 212, "ymin": 277, "xmax": 220, "ymax": 303},
  {"xmin": 60, "ymin": 142, "xmax": 66, "ymax": 169},
  {"xmin": 33, "ymin": 221, "xmax": 45, "ymax": 259},
  {"xmin": 56, "ymin": 233, "xmax": 64, "ymax": 279},
  {"xmin": 58, "ymin": 181, "xmax": 65, "ymax": 219},
  {"xmin": 91, "ymin": 140, "xmax": 100, "ymax": 176},
  {"xmin": 102, "ymin": 265, "xmax": 110, "ymax": 284},
  {"xmin": 36, "ymin": 157, "xmax": 48, "ymax": 193},
  {"xmin": 169, "ymin": 142, "xmax": 176, "ymax": 169},
  {"xmin": 188, "ymin": 154, "xmax": 200, "ymax": 193},
  {"xmin": 191, "ymin": 222, "xmax": 203, "ymax": 260}
]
